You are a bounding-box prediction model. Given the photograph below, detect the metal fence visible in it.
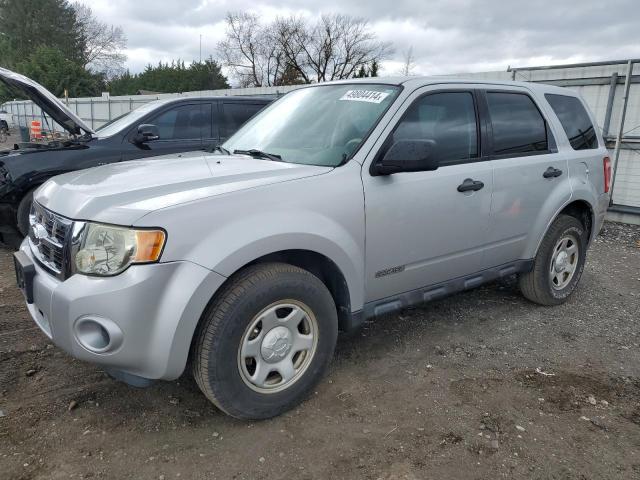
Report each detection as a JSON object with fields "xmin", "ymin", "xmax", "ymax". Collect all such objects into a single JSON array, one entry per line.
[
  {"xmin": 2, "ymin": 85, "xmax": 302, "ymax": 133},
  {"xmin": 3, "ymin": 59, "xmax": 640, "ymax": 217}
]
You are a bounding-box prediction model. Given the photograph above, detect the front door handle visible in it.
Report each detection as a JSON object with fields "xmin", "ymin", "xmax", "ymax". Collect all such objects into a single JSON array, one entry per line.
[
  {"xmin": 457, "ymin": 178, "xmax": 485, "ymax": 192},
  {"xmin": 543, "ymin": 166, "xmax": 563, "ymax": 178}
]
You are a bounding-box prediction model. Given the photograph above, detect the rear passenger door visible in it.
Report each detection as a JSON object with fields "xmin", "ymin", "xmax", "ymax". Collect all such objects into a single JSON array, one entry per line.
[
  {"xmin": 483, "ymin": 88, "xmax": 571, "ymax": 267},
  {"xmin": 363, "ymin": 88, "xmax": 493, "ymax": 302},
  {"xmin": 219, "ymin": 101, "xmax": 268, "ymax": 143}
]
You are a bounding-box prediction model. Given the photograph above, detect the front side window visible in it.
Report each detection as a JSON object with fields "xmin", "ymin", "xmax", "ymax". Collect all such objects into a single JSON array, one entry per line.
[
  {"xmin": 223, "ymin": 84, "xmax": 400, "ymax": 167},
  {"xmin": 545, "ymin": 94, "xmax": 598, "ymax": 150},
  {"xmin": 487, "ymin": 92, "xmax": 548, "ymax": 155},
  {"xmin": 95, "ymin": 100, "xmax": 162, "ymax": 138},
  {"xmin": 389, "ymin": 91, "xmax": 478, "ymax": 166},
  {"xmin": 151, "ymin": 103, "xmax": 212, "ymax": 140}
]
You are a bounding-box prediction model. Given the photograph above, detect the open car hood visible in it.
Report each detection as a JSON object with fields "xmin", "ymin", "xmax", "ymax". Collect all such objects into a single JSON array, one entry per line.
[{"xmin": 0, "ymin": 67, "xmax": 94, "ymax": 135}]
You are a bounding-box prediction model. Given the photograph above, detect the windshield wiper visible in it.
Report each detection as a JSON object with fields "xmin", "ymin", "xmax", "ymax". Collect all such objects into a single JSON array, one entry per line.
[
  {"xmin": 204, "ymin": 144, "xmax": 231, "ymax": 155},
  {"xmin": 233, "ymin": 148, "xmax": 282, "ymax": 162}
]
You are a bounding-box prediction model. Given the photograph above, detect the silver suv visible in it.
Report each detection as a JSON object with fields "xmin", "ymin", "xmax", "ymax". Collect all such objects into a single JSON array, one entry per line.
[{"xmin": 14, "ymin": 78, "xmax": 611, "ymax": 419}]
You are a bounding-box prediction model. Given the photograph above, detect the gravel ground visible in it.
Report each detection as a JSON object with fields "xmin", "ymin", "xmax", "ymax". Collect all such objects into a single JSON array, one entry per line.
[
  {"xmin": 1, "ymin": 221, "xmax": 639, "ymax": 480},
  {"xmin": 0, "ymin": 130, "xmax": 20, "ymax": 149}
]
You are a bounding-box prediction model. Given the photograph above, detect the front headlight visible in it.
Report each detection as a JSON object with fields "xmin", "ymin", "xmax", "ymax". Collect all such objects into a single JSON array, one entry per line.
[{"xmin": 74, "ymin": 223, "xmax": 166, "ymax": 276}]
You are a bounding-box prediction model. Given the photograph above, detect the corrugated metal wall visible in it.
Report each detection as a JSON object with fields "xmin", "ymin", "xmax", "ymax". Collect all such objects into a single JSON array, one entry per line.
[
  {"xmin": 508, "ymin": 63, "xmax": 640, "ymax": 210},
  {"xmin": 3, "ymin": 61, "xmax": 639, "ymax": 211}
]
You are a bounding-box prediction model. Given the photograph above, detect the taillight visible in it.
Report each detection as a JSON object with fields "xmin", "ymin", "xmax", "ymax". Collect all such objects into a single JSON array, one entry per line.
[{"xmin": 603, "ymin": 156, "xmax": 612, "ymax": 193}]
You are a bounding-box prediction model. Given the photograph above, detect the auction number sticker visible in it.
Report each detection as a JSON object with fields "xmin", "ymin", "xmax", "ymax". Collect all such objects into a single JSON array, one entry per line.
[{"xmin": 339, "ymin": 90, "xmax": 390, "ymax": 103}]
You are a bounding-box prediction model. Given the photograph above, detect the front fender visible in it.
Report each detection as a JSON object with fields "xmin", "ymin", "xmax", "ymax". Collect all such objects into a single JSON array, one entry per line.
[
  {"xmin": 212, "ymin": 226, "xmax": 364, "ymax": 310},
  {"xmin": 138, "ymin": 163, "xmax": 366, "ymax": 311}
]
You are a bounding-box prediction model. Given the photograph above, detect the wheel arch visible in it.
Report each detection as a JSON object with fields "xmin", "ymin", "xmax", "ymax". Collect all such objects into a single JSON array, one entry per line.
[
  {"xmin": 212, "ymin": 249, "xmax": 358, "ymax": 333},
  {"xmin": 558, "ymin": 199, "xmax": 594, "ymax": 243},
  {"xmin": 533, "ymin": 198, "xmax": 595, "ymax": 258}
]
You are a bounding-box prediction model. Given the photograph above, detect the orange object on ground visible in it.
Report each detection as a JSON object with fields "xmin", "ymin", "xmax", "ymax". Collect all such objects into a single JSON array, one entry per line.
[{"xmin": 30, "ymin": 120, "xmax": 42, "ymax": 140}]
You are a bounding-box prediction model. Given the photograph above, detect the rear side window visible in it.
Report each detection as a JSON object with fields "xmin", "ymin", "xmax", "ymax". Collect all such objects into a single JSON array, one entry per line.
[
  {"xmin": 221, "ymin": 103, "xmax": 267, "ymax": 138},
  {"xmin": 545, "ymin": 94, "xmax": 598, "ymax": 150},
  {"xmin": 391, "ymin": 91, "xmax": 478, "ymax": 166},
  {"xmin": 487, "ymin": 92, "xmax": 548, "ymax": 155},
  {"xmin": 151, "ymin": 103, "xmax": 212, "ymax": 140}
]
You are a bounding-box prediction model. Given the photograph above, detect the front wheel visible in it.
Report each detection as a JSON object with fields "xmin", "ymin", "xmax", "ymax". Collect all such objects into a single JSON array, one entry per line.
[
  {"xmin": 17, "ymin": 189, "xmax": 38, "ymax": 236},
  {"xmin": 192, "ymin": 262, "xmax": 338, "ymax": 419},
  {"xmin": 519, "ymin": 214, "xmax": 587, "ymax": 305}
]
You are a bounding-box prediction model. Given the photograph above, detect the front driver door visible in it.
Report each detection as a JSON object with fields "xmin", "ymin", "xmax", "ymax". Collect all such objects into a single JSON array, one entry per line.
[
  {"xmin": 362, "ymin": 87, "xmax": 493, "ymax": 303},
  {"xmin": 123, "ymin": 102, "xmax": 212, "ymax": 160}
]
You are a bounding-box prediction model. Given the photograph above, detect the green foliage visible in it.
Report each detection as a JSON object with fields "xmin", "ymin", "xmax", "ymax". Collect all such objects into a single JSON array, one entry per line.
[
  {"xmin": 108, "ymin": 58, "xmax": 229, "ymax": 95},
  {"xmin": 353, "ymin": 61, "xmax": 379, "ymax": 78},
  {"xmin": 370, "ymin": 60, "xmax": 379, "ymax": 77},
  {"xmin": 0, "ymin": 0, "xmax": 230, "ymax": 103},
  {"xmin": 16, "ymin": 46, "xmax": 104, "ymax": 97},
  {"xmin": 277, "ymin": 62, "xmax": 306, "ymax": 86},
  {"xmin": 354, "ymin": 65, "xmax": 367, "ymax": 78},
  {"xmin": 0, "ymin": 0, "xmax": 84, "ymax": 68},
  {"xmin": 0, "ymin": 0, "xmax": 103, "ymax": 102}
]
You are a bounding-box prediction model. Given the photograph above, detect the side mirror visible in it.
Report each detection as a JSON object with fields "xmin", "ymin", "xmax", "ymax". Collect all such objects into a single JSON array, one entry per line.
[
  {"xmin": 133, "ymin": 124, "xmax": 160, "ymax": 144},
  {"xmin": 373, "ymin": 139, "xmax": 439, "ymax": 175}
]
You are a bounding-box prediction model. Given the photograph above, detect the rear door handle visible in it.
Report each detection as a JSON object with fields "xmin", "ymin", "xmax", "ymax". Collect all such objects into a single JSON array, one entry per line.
[
  {"xmin": 543, "ymin": 166, "xmax": 563, "ymax": 178},
  {"xmin": 457, "ymin": 178, "xmax": 485, "ymax": 192}
]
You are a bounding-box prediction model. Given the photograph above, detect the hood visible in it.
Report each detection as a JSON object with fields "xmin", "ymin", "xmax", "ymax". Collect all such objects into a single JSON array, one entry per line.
[
  {"xmin": 0, "ymin": 67, "xmax": 94, "ymax": 135},
  {"xmin": 35, "ymin": 151, "xmax": 332, "ymax": 225}
]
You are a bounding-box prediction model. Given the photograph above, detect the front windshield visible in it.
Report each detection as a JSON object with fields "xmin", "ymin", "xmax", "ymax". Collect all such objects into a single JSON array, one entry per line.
[
  {"xmin": 95, "ymin": 101, "xmax": 164, "ymax": 138},
  {"xmin": 223, "ymin": 84, "xmax": 400, "ymax": 167}
]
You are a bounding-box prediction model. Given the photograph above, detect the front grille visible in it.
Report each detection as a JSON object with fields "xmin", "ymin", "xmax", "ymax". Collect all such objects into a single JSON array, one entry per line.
[{"xmin": 29, "ymin": 202, "xmax": 73, "ymax": 278}]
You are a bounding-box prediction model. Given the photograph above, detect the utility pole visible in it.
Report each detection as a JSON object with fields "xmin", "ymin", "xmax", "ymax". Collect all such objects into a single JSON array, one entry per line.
[{"xmin": 199, "ymin": 34, "xmax": 202, "ymax": 63}]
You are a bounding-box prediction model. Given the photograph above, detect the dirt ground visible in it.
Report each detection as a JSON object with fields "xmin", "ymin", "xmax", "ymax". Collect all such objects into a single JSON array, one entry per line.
[
  {"xmin": 1, "ymin": 221, "xmax": 640, "ymax": 480},
  {"xmin": 1, "ymin": 130, "xmax": 19, "ymax": 148}
]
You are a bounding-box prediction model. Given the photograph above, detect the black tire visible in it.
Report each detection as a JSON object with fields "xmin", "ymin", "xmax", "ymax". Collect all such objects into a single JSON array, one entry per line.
[
  {"xmin": 519, "ymin": 214, "xmax": 587, "ymax": 306},
  {"xmin": 17, "ymin": 189, "xmax": 36, "ymax": 236},
  {"xmin": 192, "ymin": 262, "xmax": 338, "ymax": 420}
]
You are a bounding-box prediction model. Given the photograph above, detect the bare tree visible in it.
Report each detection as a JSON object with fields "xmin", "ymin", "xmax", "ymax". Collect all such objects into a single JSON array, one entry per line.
[
  {"xmin": 73, "ymin": 3, "xmax": 127, "ymax": 78},
  {"xmin": 302, "ymin": 14, "xmax": 391, "ymax": 82},
  {"xmin": 218, "ymin": 13, "xmax": 391, "ymax": 86},
  {"xmin": 218, "ymin": 12, "xmax": 285, "ymax": 87},
  {"xmin": 400, "ymin": 45, "xmax": 416, "ymax": 76},
  {"xmin": 271, "ymin": 16, "xmax": 310, "ymax": 84}
]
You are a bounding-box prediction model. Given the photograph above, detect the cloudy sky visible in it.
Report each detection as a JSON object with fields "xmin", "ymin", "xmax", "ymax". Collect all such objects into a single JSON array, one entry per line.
[{"xmin": 79, "ymin": 0, "xmax": 640, "ymax": 78}]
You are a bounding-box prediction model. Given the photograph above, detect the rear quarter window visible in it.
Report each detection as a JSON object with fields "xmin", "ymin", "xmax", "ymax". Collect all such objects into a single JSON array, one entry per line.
[{"xmin": 545, "ymin": 94, "xmax": 598, "ymax": 150}]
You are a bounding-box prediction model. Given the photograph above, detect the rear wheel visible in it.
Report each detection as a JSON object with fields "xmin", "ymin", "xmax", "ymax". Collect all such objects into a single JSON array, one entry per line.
[
  {"xmin": 519, "ymin": 214, "xmax": 587, "ymax": 305},
  {"xmin": 192, "ymin": 262, "xmax": 338, "ymax": 419}
]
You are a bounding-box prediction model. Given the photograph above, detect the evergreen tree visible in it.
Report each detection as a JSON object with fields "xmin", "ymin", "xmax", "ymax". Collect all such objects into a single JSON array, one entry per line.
[
  {"xmin": 0, "ymin": 0, "xmax": 84, "ymax": 68},
  {"xmin": 353, "ymin": 61, "xmax": 379, "ymax": 79},
  {"xmin": 354, "ymin": 65, "xmax": 367, "ymax": 78},
  {"xmin": 277, "ymin": 62, "xmax": 306, "ymax": 86},
  {"xmin": 15, "ymin": 46, "xmax": 104, "ymax": 97},
  {"xmin": 369, "ymin": 60, "xmax": 379, "ymax": 77},
  {"xmin": 107, "ymin": 58, "xmax": 229, "ymax": 95}
]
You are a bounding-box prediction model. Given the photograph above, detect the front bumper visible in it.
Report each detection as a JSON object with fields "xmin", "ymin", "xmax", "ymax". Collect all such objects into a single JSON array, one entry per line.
[{"xmin": 18, "ymin": 239, "xmax": 226, "ymax": 380}]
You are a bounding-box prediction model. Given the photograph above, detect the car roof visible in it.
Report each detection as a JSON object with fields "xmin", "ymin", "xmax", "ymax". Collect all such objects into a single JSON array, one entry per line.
[
  {"xmin": 145, "ymin": 95, "xmax": 274, "ymax": 108},
  {"xmin": 317, "ymin": 76, "xmax": 573, "ymax": 96}
]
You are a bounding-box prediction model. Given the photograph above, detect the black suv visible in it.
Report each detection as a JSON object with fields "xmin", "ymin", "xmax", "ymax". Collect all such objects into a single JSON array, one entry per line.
[{"xmin": 0, "ymin": 67, "xmax": 272, "ymax": 246}]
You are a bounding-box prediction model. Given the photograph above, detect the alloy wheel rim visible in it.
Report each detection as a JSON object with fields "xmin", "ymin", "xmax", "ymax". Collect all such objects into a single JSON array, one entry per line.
[
  {"xmin": 238, "ymin": 300, "xmax": 318, "ymax": 393},
  {"xmin": 549, "ymin": 234, "xmax": 580, "ymax": 290}
]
